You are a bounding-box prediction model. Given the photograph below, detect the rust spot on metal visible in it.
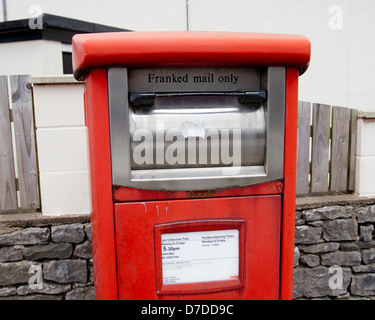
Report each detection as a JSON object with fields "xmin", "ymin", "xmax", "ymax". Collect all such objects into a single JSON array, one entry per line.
[
  {"xmin": 273, "ymin": 180, "xmax": 284, "ymax": 193},
  {"xmin": 186, "ymin": 190, "xmax": 217, "ymax": 198}
]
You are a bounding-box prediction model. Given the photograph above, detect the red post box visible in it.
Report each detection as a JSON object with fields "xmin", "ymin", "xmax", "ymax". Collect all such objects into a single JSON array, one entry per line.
[{"xmin": 72, "ymin": 32, "xmax": 310, "ymax": 300}]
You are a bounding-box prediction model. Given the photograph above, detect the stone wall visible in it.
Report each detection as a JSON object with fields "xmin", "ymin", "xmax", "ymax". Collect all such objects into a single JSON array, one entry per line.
[
  {"xmin": 294, "ymin": 202, "xmax": 375, "ymax": 299},
  {"xmin": 0, "ymin": 214, "xmax": 94, "ymax": 300},
  {"xmin": 1, "ymin": 198, "xmax": 375, "ymax": 300}
]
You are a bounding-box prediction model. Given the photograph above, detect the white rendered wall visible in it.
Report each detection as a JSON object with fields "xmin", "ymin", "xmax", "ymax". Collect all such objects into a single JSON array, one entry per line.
[
  {"xmin": 0, "ymin": 40, "xmax": 63, "ymax": 76},
  {"xmin": 5, "ymin": 1, "xmax": 374, "ymax": 211},
  {"xmin": 2, "ymin": 0, "xmax": 375, "ymax": 112},
  {"xmin": 31, "ymin": 76, "xmax": 90, "ymax": 215},
  {"xmin": 185, "ymin": 0, "xmax": 375, "ymax": 196},
  {"xmin": 186, "ymin": 0, "xmax": 375, "ymax": 113}
]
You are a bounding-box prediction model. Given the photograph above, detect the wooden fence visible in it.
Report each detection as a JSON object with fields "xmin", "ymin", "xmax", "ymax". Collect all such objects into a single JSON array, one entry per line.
[
  {"xmin": 0, "ymin": 75, "xmax": 40, "ymax": 213},
  {"xmin": 297, "ymin": 102, "xmax": 357, "ymax": 195}
]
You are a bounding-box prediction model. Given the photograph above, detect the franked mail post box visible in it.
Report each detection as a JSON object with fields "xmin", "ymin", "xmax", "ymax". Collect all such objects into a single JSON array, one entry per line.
[{"xmin": 72, "ymin": 32, "xmax": 310, "ymax": 300}]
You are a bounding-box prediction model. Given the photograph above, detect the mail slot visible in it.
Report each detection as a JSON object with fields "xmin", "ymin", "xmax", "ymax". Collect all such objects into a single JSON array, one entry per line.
[{"xmin": 72, "ymin": 31, "xmax": 311, "ymax": 300}]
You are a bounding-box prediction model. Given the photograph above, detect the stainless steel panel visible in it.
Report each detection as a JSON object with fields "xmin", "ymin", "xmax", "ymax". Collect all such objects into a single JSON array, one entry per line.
[
  {"xmin": 108, "ymin": 68, "xmax": 130, "ymax": 185},
  {"xmin": 108, "ymin": 67, "xmax": 285, "ymax": 191},
  {"xmin": 129, "ymin": 95, "xmax": 266, "ymax": 169},
  {"xmin": 261, "ymin": 67, "xmax": 285, "ymax": 181}
]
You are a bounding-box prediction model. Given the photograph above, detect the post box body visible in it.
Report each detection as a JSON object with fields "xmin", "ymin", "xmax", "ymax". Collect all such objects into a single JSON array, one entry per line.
[{"xmin": 73, "ymin": 32, "xmax": 310, "ymax": 300}]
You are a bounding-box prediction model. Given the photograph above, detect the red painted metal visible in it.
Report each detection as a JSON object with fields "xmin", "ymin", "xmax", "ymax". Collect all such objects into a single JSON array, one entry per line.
[
  {"xmin": 115, "ymin": 196, "xmax": 281, "ymax": 300},
  {"xmin": 279, "ymin": 68, "xmax": 299, "ymax": 300},
  {"xmin": 75, "ymin": 31, "xmax": 311, "ymax": 301},
  {"xmin": 72, "ymin": 31, "xmax": 310, "ymax": 81},
  {"xmin": 113, "ymin": 180, "xmax": 284, "ymax": 202},
  {"xmin": 84, "ymin": 70, "xmax": 118, "ymax": 300}
]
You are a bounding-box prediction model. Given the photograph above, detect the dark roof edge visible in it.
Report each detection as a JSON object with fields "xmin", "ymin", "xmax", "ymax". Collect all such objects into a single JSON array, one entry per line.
[{"xmin": 0, "ymin": 13, "xmax": 130, "ymax": 44}]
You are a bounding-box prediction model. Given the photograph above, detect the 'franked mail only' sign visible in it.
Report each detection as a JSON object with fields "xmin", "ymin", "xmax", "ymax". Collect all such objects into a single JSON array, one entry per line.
[
  {"xmin": 128, "ymin": 67, "xmax": 260, "ymax": 92},
  {"xmin": 147, "ymin": 72, "xmax": 240, "ymax": 85}
]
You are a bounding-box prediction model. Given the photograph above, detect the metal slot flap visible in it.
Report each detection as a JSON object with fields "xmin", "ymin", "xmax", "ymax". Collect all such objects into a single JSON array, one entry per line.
[{"xmin": 129, "ymin": 91, "xmax": 267, "ymax": 107}]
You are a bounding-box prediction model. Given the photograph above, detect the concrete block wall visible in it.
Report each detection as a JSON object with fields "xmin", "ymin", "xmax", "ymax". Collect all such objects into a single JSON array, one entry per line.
[
  {"xmin": 0, "ymin": 40, "xmax": 64, "ymax": 76},
  {"xmin": 31, "ymin": 76, "xmax": 91, "ymax": 216},
  {"xmin": 356, "ymin": 115, "xmax": 375, "ymax": 197},
  {"xmin": 30, "ymin": 77, "xmax": 375, "ymax": 216}
]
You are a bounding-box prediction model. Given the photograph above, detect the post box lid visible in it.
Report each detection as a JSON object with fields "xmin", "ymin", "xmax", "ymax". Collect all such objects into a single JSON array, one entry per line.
[{"xmin": 72, "ymin": 31, "xmax": 310, "ymax": 81}]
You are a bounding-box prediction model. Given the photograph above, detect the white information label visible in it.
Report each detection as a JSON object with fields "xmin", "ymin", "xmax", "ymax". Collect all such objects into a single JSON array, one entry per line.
[{"xmin": 161, "ymin": 229, "xmax": 239, "ymax": 285}]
